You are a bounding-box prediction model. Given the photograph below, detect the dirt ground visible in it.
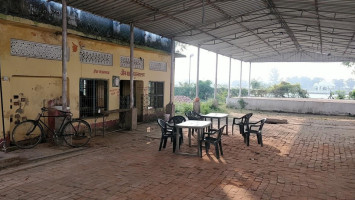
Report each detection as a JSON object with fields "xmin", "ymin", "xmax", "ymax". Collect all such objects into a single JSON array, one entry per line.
[{"xmin": 0, "ymin": 110, "xmax": 354, "ymax": 199}]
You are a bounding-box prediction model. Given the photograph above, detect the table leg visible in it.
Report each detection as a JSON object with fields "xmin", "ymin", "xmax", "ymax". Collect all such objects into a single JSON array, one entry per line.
[
  {"xmin": 175, "ymin": 127, "xmax": 181, "ymax": 154},
  {"xmin": 102, "ymin": 115, "xmax": 105, "ymax": 137},
  {"xmin": 226, "ymin": 117, "xmax": 228, "ymax": 135},
  {"xmin": 197, "ymin": 128, "xmax": 201, "ymax": 157},
  {"xmin": 218, "ymin": 118, "xmax": 220, "ymax": 129},
  {"xmin": 188, "ymin": 128, "xmax": 192, "ymax": 147}
]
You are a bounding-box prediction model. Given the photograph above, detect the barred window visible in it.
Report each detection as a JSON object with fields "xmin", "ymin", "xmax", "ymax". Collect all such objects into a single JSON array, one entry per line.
[
  {"xmin": 149, "ymin": 82, "xmax": 164, "ymax": 108},
  {"xmin": 79, "ymin": 79, "xmax": 108, "ymax": 117}
]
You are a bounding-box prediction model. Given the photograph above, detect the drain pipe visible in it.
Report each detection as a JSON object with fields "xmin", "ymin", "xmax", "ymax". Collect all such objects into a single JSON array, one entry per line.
[{"xmin": 0, "ymin": 60, "xmax": 7, "ymax": 152}]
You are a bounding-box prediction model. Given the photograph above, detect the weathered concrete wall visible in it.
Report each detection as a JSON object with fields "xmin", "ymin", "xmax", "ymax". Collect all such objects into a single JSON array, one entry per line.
[{"xmin": 227, "ymin": 97, "xmax": 355, "ymax": 116}]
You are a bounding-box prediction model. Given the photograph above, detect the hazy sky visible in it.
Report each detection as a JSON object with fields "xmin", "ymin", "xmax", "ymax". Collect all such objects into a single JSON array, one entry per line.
[{"xmin": 175, "ymin": 45, "xmax": 354, "ymax": 86}]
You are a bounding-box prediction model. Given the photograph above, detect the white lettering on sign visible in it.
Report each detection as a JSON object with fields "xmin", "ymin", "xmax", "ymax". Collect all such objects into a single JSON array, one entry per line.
[
  {"xmin": 120, "ymin": 56, "xmax": 144, "ymax": 70},
  {"xmin": 149, "ymin": 61, "xmax": 167, "ymax": 72}
]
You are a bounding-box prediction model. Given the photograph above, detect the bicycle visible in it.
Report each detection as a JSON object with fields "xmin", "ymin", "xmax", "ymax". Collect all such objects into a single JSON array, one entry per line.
[{"xmin": 12, "ymin": 107, "xmax": 92, "ymax": 149}]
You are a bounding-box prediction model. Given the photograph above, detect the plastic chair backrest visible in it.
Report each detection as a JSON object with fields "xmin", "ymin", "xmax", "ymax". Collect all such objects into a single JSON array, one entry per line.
[
  {"xmin": 157, "ymin": 118, "xmax": 167, "ymax": 133},
  {"xmin": 185, "ymin": 111, "xmax": 201, "ymax": 120},
  {"xmin": 258, "ymin": 118, "xmax": 267, "ymax": 131},
  {"xmin": 170, "ymin": 116, "xmax": 186, "ymax": 125},
  {"xmin": 216, "ymin": 125, "xmax": 226, "ymax": 141}
]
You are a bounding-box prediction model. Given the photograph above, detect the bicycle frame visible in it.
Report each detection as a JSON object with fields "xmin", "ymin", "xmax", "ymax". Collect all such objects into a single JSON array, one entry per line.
[{"xmin": 34, "ymin": 111, "xmax": 72, "ymax": 137}]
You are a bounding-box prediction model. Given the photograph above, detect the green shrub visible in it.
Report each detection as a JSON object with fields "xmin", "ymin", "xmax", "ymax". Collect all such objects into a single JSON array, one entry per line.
[
  {"xmin": 237, "ymin": 98, "xmax": 247, "ymax": 109},
  {"xmin": 200, "ymin": 99, "xmax": 227, "ymax": 114},
  {"xmin": 349, "ymin": 90, "xmax": 355, "ymax": 100},
  {"xmin": 336, "ymin": 90, "xmax": 346, "ymax": 99},
  {"xmin": 175, "ymin": 102, "xmax": 193, "ymax": 115}
]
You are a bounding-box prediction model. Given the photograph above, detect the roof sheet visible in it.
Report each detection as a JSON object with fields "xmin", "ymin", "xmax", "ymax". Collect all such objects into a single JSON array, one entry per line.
[{"xmin": 57, "ymin": 0, "xmax": 355, "ymax": 62}]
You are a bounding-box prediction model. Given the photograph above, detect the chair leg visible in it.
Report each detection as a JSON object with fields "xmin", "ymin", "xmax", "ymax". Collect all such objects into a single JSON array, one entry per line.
[
  {"xmin": 163, "ymin": 138, "xmax": 167, "ymax": 148},
  {"xmin": 159, "ymin": 137, "xmax": 164, "ymax": 151},
  {"xmin": 259, "ymin": 134, "xmax": 263, "ymax": 147},
  {"xmin": 232, "ymin": 124, "xmax": 234, "ymax": 135},
  {"xmin": 180, "ymin": 128, "xmax": 184, "ymax": 144},
  {"xmin": 257, "ymin": 134, "xmax": 261, "ymax": 144},
  {"xmin": 215, "ymin": 144, "xmax": 220, "ymax": 159},
  {"xmin": 188, "ymin": 130, "xmax": 192, "ymax": 147},
  {"xmin": 246, "ymin": 133, "xmax": 250, "ymax": 146},
  {"xmin": 172, "ymin": 138, "xmax": 176, "ymax": 153},
  {"xmin": 219, "ymin": 141, "xmax": 223, "ymax": 155},
  {"xmin": 199, "ymin": 141, "xmax": 203, "ymax": 158},
  {"xmin": 205, "ymin": 142, "xmax": 210, "ymax": 154}
]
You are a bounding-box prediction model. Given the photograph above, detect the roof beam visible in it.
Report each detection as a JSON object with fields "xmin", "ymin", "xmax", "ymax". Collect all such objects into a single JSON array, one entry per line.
[
  {"xmin": 314, "ymin": 0, "xmax": 323, "ymax": 54},
  {"xmin": 343, "ymin": 33, "xmax": 355, "ymax": 55},
  {"xmin": 207, "ymin": 0, "xmax": 280, "ymax": 55},
  {"xmin": 262, "ymin": 0, "xmax": 301, "ymax": 51},
  {"xmin": 130, "ymin": 0, "xmax": 260, "ymax": 58}
]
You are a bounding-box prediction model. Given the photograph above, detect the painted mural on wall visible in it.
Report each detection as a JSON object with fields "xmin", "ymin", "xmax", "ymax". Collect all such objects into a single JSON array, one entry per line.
[{"xmin": 0, "ymin": 0, "xmax": 171, "ymax": 53}]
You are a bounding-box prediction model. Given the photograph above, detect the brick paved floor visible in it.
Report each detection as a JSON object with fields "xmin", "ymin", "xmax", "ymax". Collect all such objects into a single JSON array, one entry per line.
[{"xmin": 0, "ymin": 112, "xmax": 354, "ymax": 199}]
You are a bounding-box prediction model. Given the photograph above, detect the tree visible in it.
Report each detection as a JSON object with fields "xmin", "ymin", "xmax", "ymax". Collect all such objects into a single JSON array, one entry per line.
[
  {"xmin": 174, "ymin": 82, "xmax": 195, "ymax": 99},
  {"xmin": 175, "ymin": 41, "xmax": 187, "ymax": 54},
  {"xmin": 342, "ymin": 62, "xmax": 355, "ymax": 74},
  {"xmin": 251, "ymin": 79, "xmax": 262, "ymax": 89},
  {"xmin": 269, "ymin": 68, "xmax": 279, "ymax": 84},
  {"xmin": 269, "ymin": 81, "xmax": 309, "ymax": 98},
  {"xmin": 349, "ymin": 90, "xmax": 355, "ymax": 100},
  {"xmin": 198, "ymin": 80, "xmax": 214, "ymax": 100},
  {"xmin": 336, "ymin": 90, "xmax": 346, "ymax": 99}
]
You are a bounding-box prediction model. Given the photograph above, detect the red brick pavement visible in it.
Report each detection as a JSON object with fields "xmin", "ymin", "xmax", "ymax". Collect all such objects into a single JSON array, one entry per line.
[{"xmin": 0, "ymin": 112, "xmax": 354, "ymax": 199}]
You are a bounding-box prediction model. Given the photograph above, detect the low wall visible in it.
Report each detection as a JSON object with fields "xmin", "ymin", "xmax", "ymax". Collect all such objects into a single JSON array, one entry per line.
[{"xmin": 227, "ymin": 97, "xmax": 355, "ymax": 116}]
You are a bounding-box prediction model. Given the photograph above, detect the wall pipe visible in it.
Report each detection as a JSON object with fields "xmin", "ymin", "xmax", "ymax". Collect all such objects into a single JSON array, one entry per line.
[{"xmin": 0, "ymin": 60, "xmax": 6, "ymax": 151}]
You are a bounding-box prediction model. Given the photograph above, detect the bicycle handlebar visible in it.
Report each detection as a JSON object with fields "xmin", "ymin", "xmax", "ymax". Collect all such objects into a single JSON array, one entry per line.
[{"xmin": 41, "ymin": 107, "xmax": 72, "ymax": 116}]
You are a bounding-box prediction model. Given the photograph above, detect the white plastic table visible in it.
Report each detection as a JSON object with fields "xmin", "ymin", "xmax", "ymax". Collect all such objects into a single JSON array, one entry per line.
[
  {"xmin": 175, "ymin": 120, "xmax": 212, "ymax": 157},
  {"xmin": 201, "ymin": 113, "xmax": 229, "ymax": 134}
]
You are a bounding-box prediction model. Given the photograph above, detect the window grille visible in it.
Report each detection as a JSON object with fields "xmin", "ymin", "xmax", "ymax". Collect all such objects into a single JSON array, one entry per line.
[
  {"xmin": 79, "ymin": 79, "xmax": 108, "ymax": 117},
  {"xmin": 149, "ymin": 82, "xmax": 164, "ymax": 108}
]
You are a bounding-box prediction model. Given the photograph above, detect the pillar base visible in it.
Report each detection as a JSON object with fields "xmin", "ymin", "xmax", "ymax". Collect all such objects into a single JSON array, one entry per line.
[
  {"xmin": 193, "ymin": 101, "xmax": 200, "ymax": 113},
  {"xmin": 165, "ymin": 103, "xmax": 175, "ymax": 119},
  {"xmin": 125, "ymin": 108, "xmax": 137, "ymax": 130}
]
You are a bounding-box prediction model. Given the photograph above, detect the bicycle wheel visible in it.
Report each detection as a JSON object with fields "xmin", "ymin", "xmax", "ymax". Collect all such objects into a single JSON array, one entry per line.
[
  {"xmin": 12, "ymin": 120, "xmax": 43, "ymax": 149},
  {"xmin": 62, "ymin": 119, "xmax": 91, "ymax": 147}
]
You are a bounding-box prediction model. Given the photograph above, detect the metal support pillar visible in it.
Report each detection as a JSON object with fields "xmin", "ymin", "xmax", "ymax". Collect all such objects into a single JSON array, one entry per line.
[
  {"xmin": 196, "ymin": 46, "xmax": 200, "ymax": 98},
  {"xmin": 228, "ymin": 57, "xmax": 231, "ymax": 98},
  {"xmin": 214, "ymin": 53, "xmax": 218, "ymax": 100},
  {"xmin": 248, "ymin": 62, "xmax": 251, "ymax": 96},
  {"xmin": 239, "ymin": 61, "xmax": 243, "ymax": 97},
  {"xmin": 61, "ymin": 0, "xmax": 68, "ymax": 111},
  {"xmin": 130, "ymin": 23, "xmax": 134, "ymax": 109},
  {"xmin": 193, "ymin": 45, "xmax": 201, "ymax": 113},
  {"xmin": 170, "ymin": 39, "xmax": 175, "ymax": 104},
  {"xmin": 189, "ymin": 54, "xmax": 193, "ymax": 85}
]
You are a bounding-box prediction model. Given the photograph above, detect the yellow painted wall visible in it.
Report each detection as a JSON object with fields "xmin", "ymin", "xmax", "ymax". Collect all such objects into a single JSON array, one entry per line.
[{"xmin": 0, "ymin": 16, "xmax": 172, "ymax": 138}]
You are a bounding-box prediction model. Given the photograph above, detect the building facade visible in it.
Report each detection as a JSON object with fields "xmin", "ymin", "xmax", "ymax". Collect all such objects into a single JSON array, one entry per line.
[{"xmin": 0, "ymin": 1, "xmax": 173, "ymax": 142}]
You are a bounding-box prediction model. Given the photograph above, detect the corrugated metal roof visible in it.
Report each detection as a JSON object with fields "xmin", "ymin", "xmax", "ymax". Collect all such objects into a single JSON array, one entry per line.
[{"xmin": 56, "ymin": 0, "xmax": 355, "ymax": 62}]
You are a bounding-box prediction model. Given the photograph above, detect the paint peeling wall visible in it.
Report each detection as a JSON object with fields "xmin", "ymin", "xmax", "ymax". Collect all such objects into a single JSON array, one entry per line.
[{"xmin": 0, "ymin": 15, "xmax": 172, "ymax": 138}]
